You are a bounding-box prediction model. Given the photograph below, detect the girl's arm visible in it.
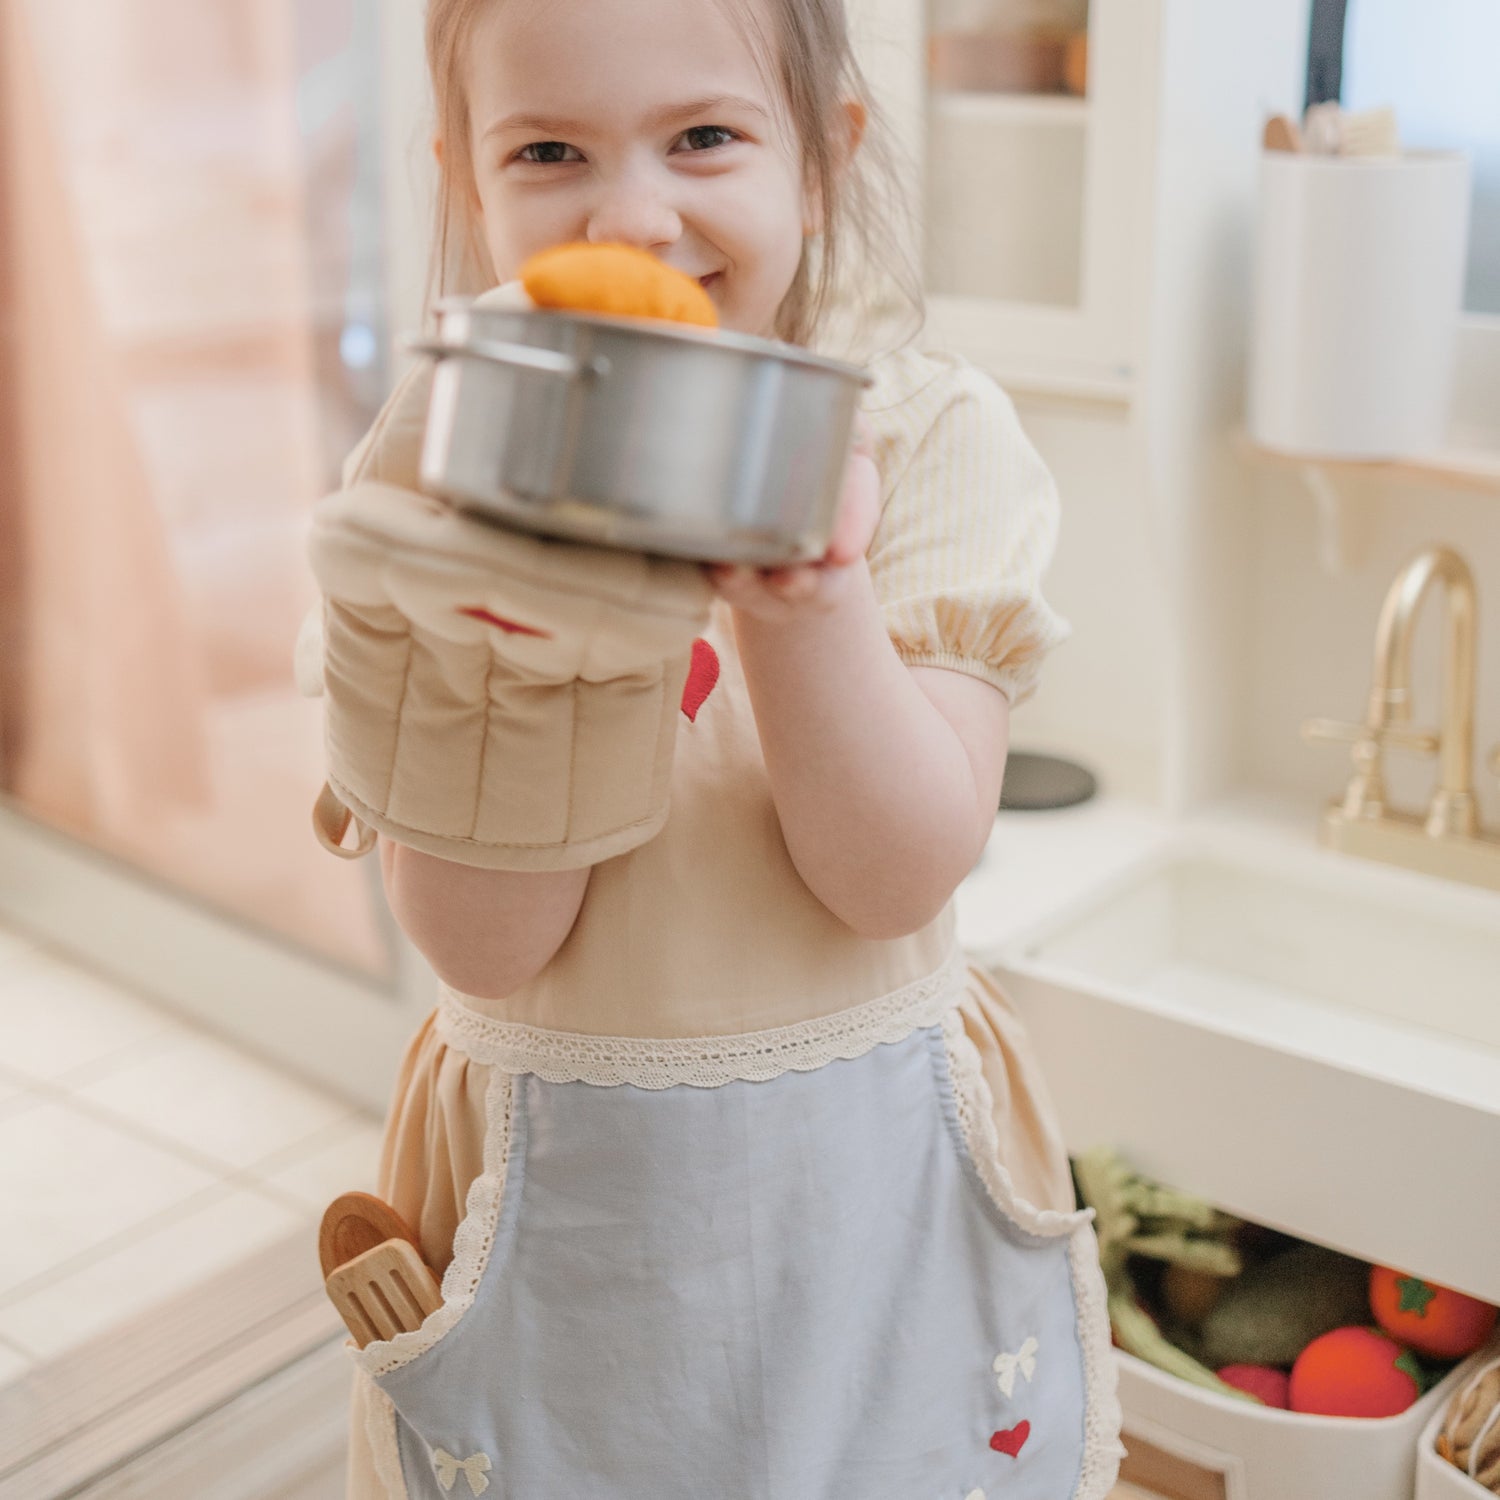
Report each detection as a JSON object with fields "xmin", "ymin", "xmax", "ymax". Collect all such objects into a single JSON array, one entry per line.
[
  {"xmin": 379, "ymin": 838, "xmax": 591, "ymax": 999},
  {"xmin": 729, "ymin": 560, "xmax": 1007, "ymax": 940}
]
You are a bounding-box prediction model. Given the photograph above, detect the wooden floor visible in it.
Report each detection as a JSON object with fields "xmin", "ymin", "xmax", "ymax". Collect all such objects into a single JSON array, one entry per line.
[{"xmin": 0, "ymin": 1239, "xmax": 344, "ymax": 1500}]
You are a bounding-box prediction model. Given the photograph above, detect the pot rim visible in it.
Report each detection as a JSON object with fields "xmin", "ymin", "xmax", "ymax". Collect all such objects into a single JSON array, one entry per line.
[{"xmin": 433, "ymin": 296, "xmax": 874, "ymax": 386}]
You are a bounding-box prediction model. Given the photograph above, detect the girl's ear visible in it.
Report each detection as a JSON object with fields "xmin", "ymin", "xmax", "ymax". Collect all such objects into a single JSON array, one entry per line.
[
  {"xmin": 839, "ymin": 99, "xmax": 868, "ymax": 167},
  {"xmin": 803, "ymin": 99, "xmax": 868, "ymax": 237}
]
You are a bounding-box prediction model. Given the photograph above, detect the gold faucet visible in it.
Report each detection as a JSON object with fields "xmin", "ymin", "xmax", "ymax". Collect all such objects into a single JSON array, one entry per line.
[{"xmin": 1302, "ymin": 546, "xmax": 1500, "ymax": 891}]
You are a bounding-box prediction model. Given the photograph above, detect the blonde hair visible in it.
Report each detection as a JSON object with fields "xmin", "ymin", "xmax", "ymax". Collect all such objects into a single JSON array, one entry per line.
[{"xmin": 423, "ymin": 0, "xmax": 923, "ymax": 356}]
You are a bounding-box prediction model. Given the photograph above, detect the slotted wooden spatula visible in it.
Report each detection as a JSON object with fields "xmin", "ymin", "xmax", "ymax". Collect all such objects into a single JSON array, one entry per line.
[{"xmin": 319, "ymin": 1191, "xmax": 443, "ymax": 1348}]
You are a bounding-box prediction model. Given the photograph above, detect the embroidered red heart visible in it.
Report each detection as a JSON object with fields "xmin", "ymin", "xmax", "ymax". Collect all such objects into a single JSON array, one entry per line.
[
  {"xmin": 456, "ymin": 605, "xmax": 552, "ymax": 639},
  {"xmin": 990, "ymin": 1421, "xmax": 1030, "ymax": 1457},
  {"xmin": 680, "ymin": 637, "xmax": 720, "ymax": 722}
]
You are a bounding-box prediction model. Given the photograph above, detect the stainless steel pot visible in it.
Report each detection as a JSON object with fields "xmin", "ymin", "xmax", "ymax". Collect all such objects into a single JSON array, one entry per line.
[{"xmin": 407, "ymin": 298, "xmax": 872, "ymax": 565}]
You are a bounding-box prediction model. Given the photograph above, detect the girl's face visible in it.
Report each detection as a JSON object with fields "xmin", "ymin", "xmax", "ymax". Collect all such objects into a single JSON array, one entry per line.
[{"xmin": 462, "ymin": 0, "xmax": 812, "ymax": 337}]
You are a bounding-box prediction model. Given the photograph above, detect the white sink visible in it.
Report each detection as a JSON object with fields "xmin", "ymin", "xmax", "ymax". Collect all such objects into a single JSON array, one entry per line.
[{"xmin": 984, "ymin": 830, "xmax": 1500, "ymax": 1304}]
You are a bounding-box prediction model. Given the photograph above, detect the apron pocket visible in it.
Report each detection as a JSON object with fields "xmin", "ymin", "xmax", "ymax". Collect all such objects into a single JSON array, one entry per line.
[
  {"xmin": 356, "ymin": 1068, "xmax": 526, "ymax": 1498},
  {"xmin": 931, "ymin": 1008, "xmax": 1125, "ymax": 1499}
]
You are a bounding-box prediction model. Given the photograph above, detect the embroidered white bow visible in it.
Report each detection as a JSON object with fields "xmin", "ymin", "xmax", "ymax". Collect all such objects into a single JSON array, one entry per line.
[
  {"xmin": 992, "ymin": 1336, "xmax": 1039, "ymax": 1398},
  {"xmin": 432, "ymin": 1448, "xmax": 492, "ymax": 1495}
]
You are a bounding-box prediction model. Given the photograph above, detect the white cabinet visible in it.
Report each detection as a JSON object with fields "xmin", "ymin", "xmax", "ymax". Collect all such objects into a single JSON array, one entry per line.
[{"xmin": 847, "ymin": 0, "xmax": 1160, "ymax": 399}]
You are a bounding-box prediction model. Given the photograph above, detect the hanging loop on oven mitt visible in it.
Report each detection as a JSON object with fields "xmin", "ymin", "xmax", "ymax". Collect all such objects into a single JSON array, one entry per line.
[{"xmin": 306, "ymin": 481, "xmax": 714, "ymax": 870}]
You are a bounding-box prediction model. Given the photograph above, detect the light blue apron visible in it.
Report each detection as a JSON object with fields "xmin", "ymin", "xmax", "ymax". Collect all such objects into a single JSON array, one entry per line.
[{"xmin": 353, "ymin": 1009, "xmax": 1120, "ymax": 1499}]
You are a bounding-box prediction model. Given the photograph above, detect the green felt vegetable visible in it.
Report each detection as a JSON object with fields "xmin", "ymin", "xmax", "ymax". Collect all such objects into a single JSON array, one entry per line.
[
  {"xmin": 1109, "ymin": 1292, "xmax": 1249, "ymax": 1396},
  {"xmin": 1073, "ymin": 1147, "xmax": 1258, "ymax": 1404},
  {"xmin": 1199, "ymin": 1243, "xmax": 1372, "ymax": 1368}
]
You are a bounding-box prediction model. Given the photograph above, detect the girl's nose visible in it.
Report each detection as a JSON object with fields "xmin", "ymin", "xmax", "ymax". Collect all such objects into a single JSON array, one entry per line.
[{"xmin": 585, "ymin": 173, "xmax": 682, "ymax": 252}]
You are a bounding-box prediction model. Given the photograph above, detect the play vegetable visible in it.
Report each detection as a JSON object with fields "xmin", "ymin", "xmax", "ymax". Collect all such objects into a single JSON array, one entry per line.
[
  {"xmin": 1289, "ymin": 1327, "xmax": 1422, "ymax": 1417},
  {"xmin": 1369, "ymin": 1266, "xmax": 1498, "ymax": 1360}
]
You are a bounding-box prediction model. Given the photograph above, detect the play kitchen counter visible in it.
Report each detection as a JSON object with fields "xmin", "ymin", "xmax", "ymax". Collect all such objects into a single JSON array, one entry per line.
[{"xmin": 957, "ymin": 794, "xmax": 1500, "ymax": 1498}]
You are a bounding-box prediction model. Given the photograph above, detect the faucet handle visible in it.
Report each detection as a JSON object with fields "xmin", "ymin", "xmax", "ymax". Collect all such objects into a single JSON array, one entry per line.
[{"xmin": 1301, "ymin": 718, "xmax": 1440, "ymax": 757}]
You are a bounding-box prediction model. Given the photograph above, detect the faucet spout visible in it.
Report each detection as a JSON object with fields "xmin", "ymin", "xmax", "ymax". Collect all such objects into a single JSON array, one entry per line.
[{"xmin": 1369, "ymin": 547, "xmax": 1477, "ymax": 837}]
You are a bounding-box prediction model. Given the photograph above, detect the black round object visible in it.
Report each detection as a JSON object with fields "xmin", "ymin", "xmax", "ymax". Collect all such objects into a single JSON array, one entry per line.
[{"xmin": 999, "ymin": 752, "xmax": 1098, "ymax": 811}]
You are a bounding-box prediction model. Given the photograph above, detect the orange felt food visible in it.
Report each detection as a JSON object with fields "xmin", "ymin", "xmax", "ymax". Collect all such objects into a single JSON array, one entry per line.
[
  {"xmin": 519, "ymin": 243, "xmax": 718, "ymax": 327},
  {"xmin": 1289, "ymin": 1326, "xmax": 1420, "ymax": 1418},
  {"xmin": 1369, "ymin": 1266, "xmax": 1498, "ymax": 1359}
]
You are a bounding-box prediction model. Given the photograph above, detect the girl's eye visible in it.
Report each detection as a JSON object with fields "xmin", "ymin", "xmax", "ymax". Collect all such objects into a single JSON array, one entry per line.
[
  {"xmin": 517, "ymin": 141, "xmax": 582, "ymax": 164},
  {"xmin": 678, "ymin": 125, "xmax": 736, "ymax": 152}
]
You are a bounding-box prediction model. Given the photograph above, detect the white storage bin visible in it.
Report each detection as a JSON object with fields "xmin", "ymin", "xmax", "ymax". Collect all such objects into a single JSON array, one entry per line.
[
  {"xmin": 1116, "ymin": 1344, "xmax": 1485, "ymax": 1500},
  {"xmin": 1416, "ymin": 1349, "xmax": 1500, "ymax": 1500},
  {"xmin": 1247, "ymin": 150, "xmax": 1471, "ymax": 459}
]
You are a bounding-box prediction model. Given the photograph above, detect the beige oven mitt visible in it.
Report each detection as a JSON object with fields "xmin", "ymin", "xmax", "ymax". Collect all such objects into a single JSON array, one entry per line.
[{"xmin": 307, "ymin": 481, "xmax": 713, "ymax": 870}]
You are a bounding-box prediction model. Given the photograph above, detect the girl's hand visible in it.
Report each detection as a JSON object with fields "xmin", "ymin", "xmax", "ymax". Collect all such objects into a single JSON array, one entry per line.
[{"xmin": 703, "ymin": 414, "xmax": 880, "ymax": 621}]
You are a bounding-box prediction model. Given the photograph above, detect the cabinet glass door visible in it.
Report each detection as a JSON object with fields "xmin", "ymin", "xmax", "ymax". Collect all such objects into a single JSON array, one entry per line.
[
  {"xmin": 925, "ymin": 0, "xmax": 1092, "ymax": 308},
  {"xmin": 850, "ymin": 0, "xmax": 1156, "ymax": 396}
]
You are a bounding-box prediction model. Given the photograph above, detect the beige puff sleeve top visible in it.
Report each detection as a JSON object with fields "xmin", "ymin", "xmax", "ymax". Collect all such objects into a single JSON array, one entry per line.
[{"xmin": 866, "ymin": 345, "xmax": 1070, "ymax": 704}]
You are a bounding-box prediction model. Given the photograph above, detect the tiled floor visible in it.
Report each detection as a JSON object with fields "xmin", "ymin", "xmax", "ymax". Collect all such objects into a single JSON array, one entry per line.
[{"xmin": 0, "ymin": 922, "xmax": 382, "ymax": 1384}]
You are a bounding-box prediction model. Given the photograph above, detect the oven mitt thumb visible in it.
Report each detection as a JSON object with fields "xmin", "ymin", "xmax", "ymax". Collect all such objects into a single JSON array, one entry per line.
[{"xmin": 307, "ymin": 481, "xmax": 714, "ymax": 870}]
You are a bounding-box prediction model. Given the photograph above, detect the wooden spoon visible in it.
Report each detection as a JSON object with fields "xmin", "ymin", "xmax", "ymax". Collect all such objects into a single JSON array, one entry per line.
[
  {"xmin": 1262, "ymin": 114, "xmax": 1303, "ymax": 152},
  {"xmin": 318, "ymin": 1190, "xmax": 425, "ymax": 1278}
]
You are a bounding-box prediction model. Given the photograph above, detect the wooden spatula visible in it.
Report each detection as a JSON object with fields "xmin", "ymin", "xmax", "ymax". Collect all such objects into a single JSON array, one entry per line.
[
  {"xmin": 326, "ymin": 1239, "xmax": 444, "ymax": 1348},
  {"xmin": 319, "ymin": 1191, "xmax": 443, "ymax": 1348}
]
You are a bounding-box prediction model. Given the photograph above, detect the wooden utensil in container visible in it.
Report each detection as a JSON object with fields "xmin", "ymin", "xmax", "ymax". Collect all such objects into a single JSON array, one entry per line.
[
  {"xmin": 928, "ymin": 28, "xmax": 1068, "ymax": 92},
  {"xmin": 1262, "ymin": 114, "xmax": 1303, "ymax": 152},
  {"xmin": 319, "ymin": 1191, "xmax": 443, "ymax": 1348}
]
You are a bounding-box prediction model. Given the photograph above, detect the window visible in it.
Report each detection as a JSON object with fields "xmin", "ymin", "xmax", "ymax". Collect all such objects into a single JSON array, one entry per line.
[{"xmin": 1319, "ymin": 0, "xmax": 1500, "ymax": 314}]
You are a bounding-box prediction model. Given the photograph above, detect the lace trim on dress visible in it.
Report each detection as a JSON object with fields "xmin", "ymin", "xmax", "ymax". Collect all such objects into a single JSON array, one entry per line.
[
  {"xmin": 939, "ymin": 1007, "xmax": 1091, "ymax": 1238},
  {"xmin": 1069, "ymin": 1222, "xmax": 1129, "ymax": 1499},
  {"xmin": 435, "ymin": 946, "xmax": 969, "ymax": 1087},
  {"xmin": 940, "ymin": 1008, "xmax": 1126, "ymax": 1498},
  {"xmin": 359, "ymin": 1371, "xmax": 409, "ymax": 1498},
  {"xmin": 353, "ymin": 1065, "xmax": 516, "ymax": 1379}
]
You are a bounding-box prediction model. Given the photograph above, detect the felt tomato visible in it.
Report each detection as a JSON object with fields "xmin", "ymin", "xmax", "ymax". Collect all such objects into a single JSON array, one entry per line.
[
  {"xmin": 1217, "ymin": 1364, "xmax": 1291, "ymax": 1408},
  {"xmin": 1369, "ymin": 1266, "xmax": 1498, "ymax": 1359},
  {"xmin": 1288, "ymin": 1327, "xmax": 1421, "ymax": 1417}
]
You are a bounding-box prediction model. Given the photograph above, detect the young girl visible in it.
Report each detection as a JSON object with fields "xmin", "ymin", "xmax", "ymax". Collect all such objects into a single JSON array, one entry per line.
[{"xmin": 313, "ymin": 0, "xmax": 1124, "ymax": 1494}]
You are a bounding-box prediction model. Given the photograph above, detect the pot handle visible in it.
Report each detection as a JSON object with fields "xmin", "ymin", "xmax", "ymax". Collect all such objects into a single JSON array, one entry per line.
[{"xmin": 402, "ymin": 336, "xmax": 608, "ymax": 382}]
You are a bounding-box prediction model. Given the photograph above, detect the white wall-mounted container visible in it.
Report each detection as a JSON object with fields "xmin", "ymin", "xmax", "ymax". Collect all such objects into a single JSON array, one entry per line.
[
  {"xmin": 1247, "ymin": 151, "xmax": 1472, "ymax": 459},
  {"xmin": 1119, "ymin": 1341, "xmax": 1497, "ymax": 1500}
]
